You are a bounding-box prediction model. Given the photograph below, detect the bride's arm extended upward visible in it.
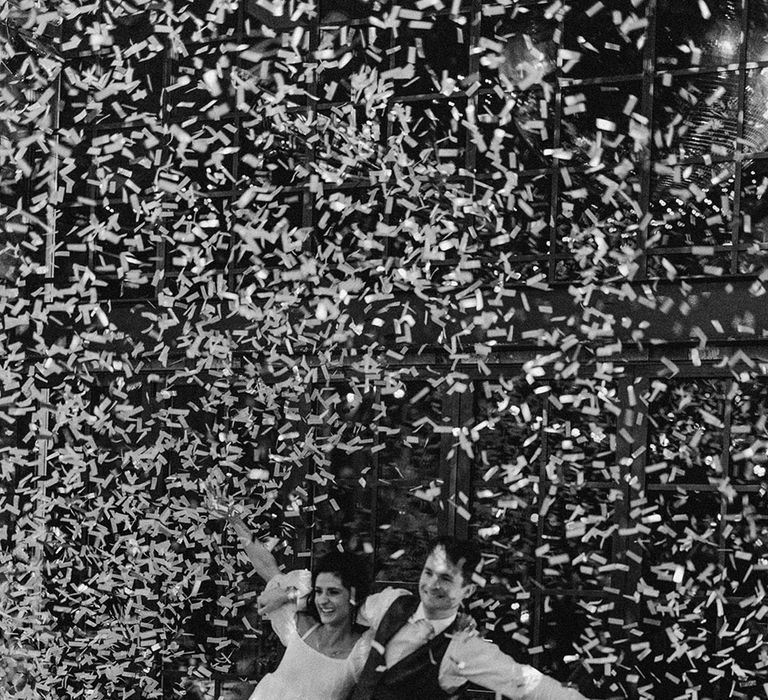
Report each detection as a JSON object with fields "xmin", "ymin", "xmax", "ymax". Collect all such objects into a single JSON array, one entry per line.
[
  {"xmin": 227, "ymin": 514, "xmax": 282, "ymax": 582},
  {"xmin": 209, "ymin": 491, "xmax": 310, "ymax": 615}
]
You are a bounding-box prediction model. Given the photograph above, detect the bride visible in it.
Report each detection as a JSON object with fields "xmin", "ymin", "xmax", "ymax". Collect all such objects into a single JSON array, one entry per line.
[{"xmin": 228, "ymin": 515, "xmax": 372, "ymax": 700}]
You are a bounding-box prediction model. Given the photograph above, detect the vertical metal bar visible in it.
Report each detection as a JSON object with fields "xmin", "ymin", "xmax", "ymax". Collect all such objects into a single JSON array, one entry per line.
[
  {"xmin": 730, "ymin": 0, "xmax": 750, "ymax": 274},
  {"xmin": 38, "ymin": 66, "xmax": 61, "ymax": 485},
  {"xmin": 453, "ymin": 384, "xmax": 474, "ymax": 541},
  {"xmin": 623, "ymin": 374, "xmax": 649, "ymax": 700},
  {"xmin": 465, "ymin": 0, "xmax": 481, "ymax": 184},
  {"xmin": 155, "ymin": 30, "xmax": 174, "ymax": 692},
  {"xmin": 365, "ymin": 388, "xmax": 381, "ymax": 576},
  {"xmin": 721, "ymin": 379, "xmax": 734, "ymax": 493},
  {"xmin": 381, "ymin": 20, "xmax": 396, "ymax": 262},
  {"xmin": 86, "ymin": 35, "xmax": 98, "ymax": 280},
  {"xmin": 308, "ymin": 384, "xmax": 321, "ymax": 565},
  {"xmin": 611, "ymin": 375, "xmax": 633, "ymax": 591},
  {"xmin": 155, "ymin": 27, "xmax": 174, "ymax": 296},
  {"xmin": 547, "ymin": 14, "xmax": 564, "ymax": 283},
  {"xmin": 712, "ymin": 378, "xmax": 735, "ymax": 700},
  {"xmin": 370, "ymin": 387, "xmax": 381, "ymax": 585},
  {"xmin": 636, "ymin": 0, "xmax": 658, "ymax": 278},
  {"xmin": 295, "ymin": 389, "xmax": 314, "ymax": 572},
  {"xmin": 530, "ymin": 399, "xmax": 550, "ymax": 665},
  {"xmin": 303, "ymin": 8, "xmax": 319, "ymax": 234},
  {"xmin": 228, "ymin": 0, "xmax": 245, "ymax": 291},
  {"xmin": 303, "ymin": 8, "xmax": 327, "ymax": 571},
  {"xmin": 448, "ymin": 0, "xmax": 481, "ymax": 543},
  {"xmin": 29, "ymin": 53, "xmax": 63, "ymax": 648},
  {"xmin": 440, "ymin": 389, "xmax": 461, "ymax": 538}
]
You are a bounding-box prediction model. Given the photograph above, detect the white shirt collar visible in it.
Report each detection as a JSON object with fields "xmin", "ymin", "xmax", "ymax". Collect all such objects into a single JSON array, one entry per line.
[{"xmin": 409, "ymin": 603, "xmax": 457, "ymax": 636}]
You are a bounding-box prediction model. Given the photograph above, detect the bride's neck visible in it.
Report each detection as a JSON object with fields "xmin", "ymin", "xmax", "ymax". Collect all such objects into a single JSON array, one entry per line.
[{"xmin": 319, "ymin": 619, "xmax": 353, "ymax": 643}]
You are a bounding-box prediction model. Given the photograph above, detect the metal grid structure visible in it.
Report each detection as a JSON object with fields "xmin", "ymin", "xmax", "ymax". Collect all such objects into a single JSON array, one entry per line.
[
  {"xmin": 54, "ymin": 0, "xmax": 768, "ymax": 300},
  {"xmin": 463, "ymin": 360, "xmax": 768, "ymax": 698},
  {"xmin": 35, "ymin": 0, "xmax": 768, "ymax": 698},
  {"xmin": 143, "ymin": 356, "xmax": 768, "ymax": 699},
  {"xmin": 297, "ymin": 359, "xmax": 767, "ymax": 698}
]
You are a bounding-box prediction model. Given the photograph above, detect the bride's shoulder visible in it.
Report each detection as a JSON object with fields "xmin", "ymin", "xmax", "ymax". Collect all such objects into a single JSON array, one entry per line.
[{"xmin": 348, "ymin": 628, "xmax": 374, "ymax": 670}]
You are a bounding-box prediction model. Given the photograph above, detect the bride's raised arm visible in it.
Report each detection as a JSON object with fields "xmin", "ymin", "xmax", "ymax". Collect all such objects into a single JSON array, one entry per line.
[{"xmin": 227, "ymin": 513, "xmax": 282, "ymax": 583}]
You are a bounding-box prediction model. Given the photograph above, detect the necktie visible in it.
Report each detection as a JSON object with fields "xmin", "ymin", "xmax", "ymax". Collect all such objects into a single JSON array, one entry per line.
[{"xmin": 384, "ymin": 618, "xmax": 436, "ymax": 668}]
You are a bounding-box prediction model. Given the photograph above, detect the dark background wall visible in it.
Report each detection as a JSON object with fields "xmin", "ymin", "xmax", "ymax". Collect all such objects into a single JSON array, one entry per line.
[{"xmin": 1, "ymin": 1, "xmax": 767, "ymax": 699}]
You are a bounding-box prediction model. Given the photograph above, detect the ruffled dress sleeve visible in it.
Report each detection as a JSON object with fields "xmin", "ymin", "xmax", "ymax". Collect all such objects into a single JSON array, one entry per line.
[
  {"xmin": 262, "ymin": 569, "xmax": 312, "ymax": 645},
  {"xmin": 348, "ymin": 627, "xmax": 375, "ymax": 679},
  {"xmin": 356, "ymin": 587, "xmax": 410, "ymax": 633}
]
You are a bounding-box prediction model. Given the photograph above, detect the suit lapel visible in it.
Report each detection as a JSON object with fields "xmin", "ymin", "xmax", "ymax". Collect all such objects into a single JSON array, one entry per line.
[{"xmin": 386, "ymin": 611, "xmax": 458, "ymax": 670}]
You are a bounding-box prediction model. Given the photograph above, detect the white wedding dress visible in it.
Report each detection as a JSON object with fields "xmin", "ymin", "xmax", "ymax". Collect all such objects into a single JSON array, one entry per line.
[{"xmin": 248, "ymin": 571, "xmax": 372, "ymax": 700}]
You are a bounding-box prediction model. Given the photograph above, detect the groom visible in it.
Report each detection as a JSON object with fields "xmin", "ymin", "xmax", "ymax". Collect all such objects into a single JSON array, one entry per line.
[{"xmin": 349, "ymin": 537, "xmax": 588, "ymax": 700}]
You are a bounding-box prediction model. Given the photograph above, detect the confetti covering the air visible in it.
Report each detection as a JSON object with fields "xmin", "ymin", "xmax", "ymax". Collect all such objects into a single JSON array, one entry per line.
[{"xmin": 1, "ymin": 0, "xmax": 767, "ymax": 698}]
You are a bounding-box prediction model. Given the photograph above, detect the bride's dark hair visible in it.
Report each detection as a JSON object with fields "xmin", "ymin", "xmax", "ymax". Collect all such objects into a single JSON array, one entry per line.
[{"xmin": 306, "ymin": 551, "xmax": 370, "ymax": 623}]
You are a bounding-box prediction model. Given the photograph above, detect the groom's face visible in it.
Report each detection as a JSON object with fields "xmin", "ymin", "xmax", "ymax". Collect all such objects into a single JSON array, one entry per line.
[{"xmin": 418, "ymin": 545, "xmax": 475, "ymax": 618}]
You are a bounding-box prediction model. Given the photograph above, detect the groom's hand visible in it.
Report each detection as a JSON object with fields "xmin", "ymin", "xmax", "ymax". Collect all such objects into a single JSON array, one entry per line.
[{"xmin": 256, "ymin": 587, "xmax": 290, "ymax": 616}]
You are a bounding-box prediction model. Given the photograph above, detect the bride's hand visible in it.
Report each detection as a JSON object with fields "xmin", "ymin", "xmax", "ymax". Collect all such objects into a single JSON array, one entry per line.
[
  {"xmin": 453, "ymin": 612, "xmax": 477, "ymax": 635},
  {"xmin": 203, "ymin": 483, "xmax": 236, "ymax": 516},
  {"xmin": 203, "ymin": 484, "xmax": 247, "ymax": 532}
]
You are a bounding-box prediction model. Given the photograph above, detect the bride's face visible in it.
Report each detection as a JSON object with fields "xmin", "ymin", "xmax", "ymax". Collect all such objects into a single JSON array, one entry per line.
[{"xmin": 314, "ymin": 572, "xmax": 352, "ymax": 627}]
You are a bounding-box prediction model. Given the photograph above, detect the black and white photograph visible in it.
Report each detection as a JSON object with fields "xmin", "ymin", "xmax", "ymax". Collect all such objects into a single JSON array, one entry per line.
[{"xmin": 1, "ymin": 0, "xmax": 767, "ymax": 698}]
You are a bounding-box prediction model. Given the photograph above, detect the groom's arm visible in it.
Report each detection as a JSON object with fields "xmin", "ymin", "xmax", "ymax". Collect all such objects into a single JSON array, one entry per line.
[
  {"xmin": 439, "ymin": 634, "xmax": 589, "ymax": 699},
  {"xmin": 356, "ymin": 587, "xmax": 411, "ymax": 632}
]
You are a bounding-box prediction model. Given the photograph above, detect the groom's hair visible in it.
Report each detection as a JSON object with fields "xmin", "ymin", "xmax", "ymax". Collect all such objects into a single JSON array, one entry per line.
[{"xmin": 427, "ymin": 536, "xmax": 481, "ymax": 584}]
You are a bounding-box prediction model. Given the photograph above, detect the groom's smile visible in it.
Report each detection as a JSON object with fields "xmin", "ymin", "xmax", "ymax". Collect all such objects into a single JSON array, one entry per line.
[{"xmin": 418, "ymin": 546, "xmax": 476, "ymax": 619}]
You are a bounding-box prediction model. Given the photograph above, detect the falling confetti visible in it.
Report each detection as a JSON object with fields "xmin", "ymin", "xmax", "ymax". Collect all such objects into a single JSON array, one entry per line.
[{"xmin": 0, "ymin": 0, "xmax": 767, "ymax": 699}]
